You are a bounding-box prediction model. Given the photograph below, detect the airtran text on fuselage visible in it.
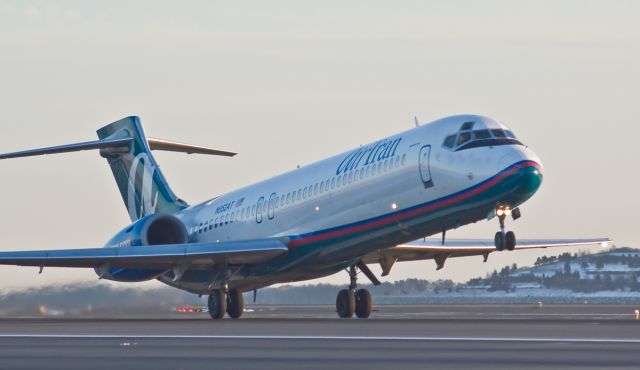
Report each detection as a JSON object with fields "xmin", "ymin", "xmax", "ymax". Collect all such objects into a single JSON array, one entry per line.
[{"xmin": 336, "ymin": 137, "xmax": 402, "ymax": 175}]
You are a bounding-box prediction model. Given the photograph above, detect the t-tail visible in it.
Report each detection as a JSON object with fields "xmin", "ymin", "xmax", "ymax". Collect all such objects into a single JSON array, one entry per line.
[{"xmin": 0, "ymin": 116, "xmax": 236, "ymax": 221}]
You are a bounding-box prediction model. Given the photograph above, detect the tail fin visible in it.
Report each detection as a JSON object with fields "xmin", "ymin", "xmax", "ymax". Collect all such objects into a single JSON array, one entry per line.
[
  {"xmin": 0, "ymin": 116, "xmax": 236, "ymax": 221},
  {"xmin": 97, "ymin": 116, "xmax": 188, "ymax": 221}
]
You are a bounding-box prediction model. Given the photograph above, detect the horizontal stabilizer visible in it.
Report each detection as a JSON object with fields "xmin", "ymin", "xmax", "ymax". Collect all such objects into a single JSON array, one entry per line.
[
  {"xmin": 0, "ymin": 138, "xmax": 133, "ymax": 160},
  {"xmin": 0, "ymin": 137, "xmax": 236, "ymax": 160},
  {"xmin": 0, "ymin": 239, "xmax": 288, "ymax": 268},
  {"xmin": 148, "ymin": 138, "xmax": 236, "ymax": 157}
]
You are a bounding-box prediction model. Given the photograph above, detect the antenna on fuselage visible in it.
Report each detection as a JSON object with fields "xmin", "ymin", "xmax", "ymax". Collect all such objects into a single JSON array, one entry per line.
[{"xmin": 414, "ymin": 116, "xmax": 420, "ymax": 127}]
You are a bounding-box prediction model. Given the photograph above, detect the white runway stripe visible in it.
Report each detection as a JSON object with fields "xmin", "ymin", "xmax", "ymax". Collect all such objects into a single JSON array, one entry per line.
[{"xmin": 0, "ymin": 334, "xmax": 638, "ymax": 344}]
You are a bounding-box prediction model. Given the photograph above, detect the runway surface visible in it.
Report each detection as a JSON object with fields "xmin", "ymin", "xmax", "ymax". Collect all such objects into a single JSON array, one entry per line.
[{"xmin": 1, "ymin": 305, "xmax": 639, "ymax": 370}]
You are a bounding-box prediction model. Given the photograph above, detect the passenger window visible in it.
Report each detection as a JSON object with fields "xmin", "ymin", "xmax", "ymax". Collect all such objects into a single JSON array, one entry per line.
[
  {"xmin": 320, "ymin": 181, "xmax": 324, "ymax": 193},
  {"xmin": 199, "ymin": 223, "xmax": 203, "ymax": 233},
  {"xmin": 314, "ymin": 183, "xmax": 318, "ymax": 195},
  {"xmin": 286, "ymin": 193, "xmax": 291, "ymax": 204},
  {"xmin": 209, "ymin": 219, "xmax": 214, "ymax": 230},
  {"xmin": 491, "ymin": 129, "xmax": 506, "ymax": 138},
  {"xmin": 395, "ymin": 156, "xmax": 400, "ymax": 168},
  {"xmin": 297, "ymin": 189, "xmax": 301, "ymax": 200},
  {"xmin": 457, "ymin": 132, "xmax": 471, "ymax": 146},
  {"xmin": 472, "ymin": 130, "xmax": 492, "ymax": 140},
  {"xmin": 251, "ymin": 205, "xmax": 256, "ymax": 216},
  {"xmin": 366, "ymin": 166, "xmax": 371, "ymax": 177},
  {"xmin": 402, "ymin": 154, "xmax": 406, "ymax": 165},
  {"xmin": 303, "ymin": 187, "xmax": 308, "ymax": 199},
  {"xmin": 443, "ymin": 135, "xmax": 456, "ymax": 148},
  {"xmin": 342, "ymin": 175, "xmax": 347, "ymax": 186},
  {"xmin": 384, "ymin": 159, "xmax": 389, "ymax": 172},
  {"xmin": 280, "ymin": 196, "xmax": 285, "ymax": 207},
  {"xmin": 377, "ymin": 162, "xmax": 382, "ymax": 174},
  {"xmin": 331, "ymin": 178, "xmax": 336, "ymax": 189},
  {"xmin": 360, "ymin": 168, "xmax": 365, "ymax": 180},
  {"xmin": 348, "ymin": 172, "xmax": 353, "ymax": 184},
  {"xmin": 225, "ymin": 214, "xmax": 230, "ymax": 224}
]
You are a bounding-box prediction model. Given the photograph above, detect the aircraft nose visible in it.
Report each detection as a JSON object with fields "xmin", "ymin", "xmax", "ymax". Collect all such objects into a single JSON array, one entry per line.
[{"xmin": 497, "ymin": 147, "xmax": 543, "ymax": 202}]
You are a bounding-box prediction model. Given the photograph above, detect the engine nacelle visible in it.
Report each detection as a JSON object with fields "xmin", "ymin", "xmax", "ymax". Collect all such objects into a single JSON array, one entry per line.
[{"xmin": 96, "ymin": 213, "xmax": 188, "ymax": 282}]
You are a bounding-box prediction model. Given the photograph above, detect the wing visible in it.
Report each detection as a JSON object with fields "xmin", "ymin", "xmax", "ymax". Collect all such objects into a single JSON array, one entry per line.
[
  {"xmin": 362, "ymin": 238, "xmax": 612, "ymax": 275},
  {"xmin": 0, "ymin": 239, "xmax": 288, "ymax": 269}
]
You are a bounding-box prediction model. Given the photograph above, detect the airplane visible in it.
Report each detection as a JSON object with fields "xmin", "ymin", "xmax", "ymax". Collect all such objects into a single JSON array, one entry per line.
[{"xmin": 0, "ymin": 115, "xmax": 610, "ymax": 319}]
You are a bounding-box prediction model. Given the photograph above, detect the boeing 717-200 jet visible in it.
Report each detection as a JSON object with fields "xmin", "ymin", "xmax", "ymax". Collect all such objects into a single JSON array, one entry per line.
[{"xmin": 0, "ymin": 115, "xmax": 609, "ymax": 319}]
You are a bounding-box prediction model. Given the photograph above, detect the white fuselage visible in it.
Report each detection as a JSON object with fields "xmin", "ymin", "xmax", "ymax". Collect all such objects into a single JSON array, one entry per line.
[
  {"xmin": 156, "ymin": 114, "xmax": 542, "ymax": 292},
  {"xmin": 181, "ymin": 115, "xmax": 539, "ymax": 244}
]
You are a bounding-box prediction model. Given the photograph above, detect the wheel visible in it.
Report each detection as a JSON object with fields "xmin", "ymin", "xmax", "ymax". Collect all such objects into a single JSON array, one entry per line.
[
  {"xmin": 494, "ymin": 232, "xmax": 505, "ymax": 251},
  {"xmin": 208, "ymin": 289, "xmax": 227, "ymax": 319},
  {"xmin": 226, "ymin": 289, "xmax": 244, "ymax": 319},
  {"xmin": 505, "ymin": 231, "xmax": 516, "ymax": 251},
  {"xmin": 336, "ymin": 289, "xmax": 355, "ymax": 318},
  {"xmin": 355, "ymin": 289, "xmax": 372, "ymax": 318}
]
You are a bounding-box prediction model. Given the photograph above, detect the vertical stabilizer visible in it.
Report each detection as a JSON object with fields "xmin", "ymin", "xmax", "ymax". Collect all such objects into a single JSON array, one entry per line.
[{"xmin": 97, "ymin": 116, "xmax": 188, "ymax": 221}]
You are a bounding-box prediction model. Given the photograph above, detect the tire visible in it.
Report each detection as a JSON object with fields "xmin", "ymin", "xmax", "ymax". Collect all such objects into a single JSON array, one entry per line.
[
  {"xmin": 226, "ymin": 289, "xmax": 244, "ymax": 319},
  {"xmin": 494, "ymin": 232, "xmax": 505, "ymax": 251},
  {"xmin": 355, "ymin": 289, "xmax": 372, "ymax": 318},
  {"xmin": 505, "ymin": 231, "xmax": 516, "ymax": 251},
  {"xmin": 208, "ymin": 289, "xmax": 227, "ymax": 319},
  {"xmin": 336, "ymin": 289, "xmax": 355, "ymax": 318}
]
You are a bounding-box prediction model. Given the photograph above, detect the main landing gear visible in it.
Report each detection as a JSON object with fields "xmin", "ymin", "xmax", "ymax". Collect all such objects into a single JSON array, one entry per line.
[
  {"xmin": 494, "ymin": 206, "xmax": 520, "ymax": 251},
  {"xmin": 336, "ymin": 264, "xmax": 374, "ymax": 319},
  {"xmin": 208, "ymin": 288, "xmax": 244, "ymax": 319}
]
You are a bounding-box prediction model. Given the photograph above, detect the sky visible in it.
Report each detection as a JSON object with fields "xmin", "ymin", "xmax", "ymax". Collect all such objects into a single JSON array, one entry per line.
[{"xmin": 0, "ymin": 1, "xmax": 638, "ymax": 290}]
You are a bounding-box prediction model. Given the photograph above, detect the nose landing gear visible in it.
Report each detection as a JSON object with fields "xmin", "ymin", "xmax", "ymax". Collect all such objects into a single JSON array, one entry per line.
[{"xmin": 494, "ymin": 207, "xmax": 517, "ymax": 251}]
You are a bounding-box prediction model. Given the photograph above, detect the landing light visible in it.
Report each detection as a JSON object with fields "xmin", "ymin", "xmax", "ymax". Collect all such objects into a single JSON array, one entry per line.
[
  {"xmin": 391, "ymin": 203, "xmax": 398, "ymax": 210},
  {"xmin": 496, "ymin": 209, "xmax": 504, "ymax": 217},
  {"xmin": 315, "ymin": 205, "xmax": 320, "ymax": 212},
  {"xmin": 505, "ymin": 209, "xmax": 512, "ymax": 216}
]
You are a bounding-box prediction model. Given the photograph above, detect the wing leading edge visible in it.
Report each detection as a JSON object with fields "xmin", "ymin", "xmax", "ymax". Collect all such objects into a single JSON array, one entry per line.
[
  {"xmin": 363, "ymin": 238, "xmax": 612, "ymax": 275},
  {"xmin": 0, "ymin": 239, "xmax": 288, "ymax": 269}
]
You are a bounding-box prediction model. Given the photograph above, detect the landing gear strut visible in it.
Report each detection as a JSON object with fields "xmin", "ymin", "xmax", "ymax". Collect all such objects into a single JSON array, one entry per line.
[
  {"xmin": 208, "ymin": 288, "xmax": 244, "ymax": 320},
  {"xmin": 336, "ymin": 265, "xmax": 373, "ymax": 319},
  {"xmin": 494, "ymin": 207, "xmax": 517, "ymax": 251}
]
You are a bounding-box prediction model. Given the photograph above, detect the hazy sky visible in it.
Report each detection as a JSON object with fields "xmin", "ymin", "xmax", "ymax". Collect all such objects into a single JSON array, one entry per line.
[{"xmin": 0, "ymin": 1, "xmax": 638, "ymax": 290}]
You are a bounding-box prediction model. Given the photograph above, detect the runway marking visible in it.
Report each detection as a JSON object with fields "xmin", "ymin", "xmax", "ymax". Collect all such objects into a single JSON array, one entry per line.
[{"xmin": 0, "ymin": 335, "xmax": 639, "ymax": 344}]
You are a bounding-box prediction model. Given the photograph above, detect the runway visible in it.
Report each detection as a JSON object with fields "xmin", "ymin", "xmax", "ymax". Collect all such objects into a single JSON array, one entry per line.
[{"xmin": 0, "ymin": 305, "xmax": 639, "ymax": 369}]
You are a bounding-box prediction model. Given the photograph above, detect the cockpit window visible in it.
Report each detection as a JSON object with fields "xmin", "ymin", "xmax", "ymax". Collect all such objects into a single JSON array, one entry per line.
[
  {"xmin": 443, "ymin": 135, "xmax": 456, "ymax": 148},
  {"xmin": 457, "ymin": 132, "xmax": 471, "ymax": 146},
  {"xmin": 472, "ymin": 130, "xmax": 491, "ymax": 140},
  {"xmin": 460, "ymin": 121, "xmax": 475, "ymax": 131},
  {"xmin": 442, "ymin": 125, "xmax": 523, "ymax": 151}
]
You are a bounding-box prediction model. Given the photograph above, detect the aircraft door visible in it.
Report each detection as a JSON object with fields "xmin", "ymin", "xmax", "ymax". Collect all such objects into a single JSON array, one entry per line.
[
  {"xmin": 256, "ymin": 196, "xmax": 264, "ymax": 223},
  {"xmin": 268, "ymin": 192, "xmax": 276, "ymax": 220},
  {"xmin": 419, "ymin": 145, "xmax": 434, "ymax": 189}
]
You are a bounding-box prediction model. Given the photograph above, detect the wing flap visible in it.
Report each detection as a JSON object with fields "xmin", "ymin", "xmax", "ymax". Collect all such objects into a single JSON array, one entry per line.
[
  {"xmin": 0, "ymin": 239, "xmax": 288, "ymax": 268},
  {"xmin": 363, "ymin": 238, "xmax": 612, "ymax": 265}
]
